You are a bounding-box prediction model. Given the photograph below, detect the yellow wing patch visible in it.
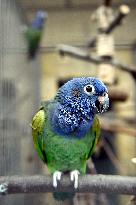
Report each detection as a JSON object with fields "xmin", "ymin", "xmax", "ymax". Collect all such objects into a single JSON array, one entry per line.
[
  {"xmin": 32, "ymin": 109, "xmax": 46, "ymax": 163},
  {"xmin": 32, "ymin": 110, "xmax": 45, "ymax": 132},
  {"xmin": 92, "ymin": 116, "xmax": 101, "ymax": 144},
  {"xmin": 87, "ymin": 116, "xmax": 101, "ymax": 159}
]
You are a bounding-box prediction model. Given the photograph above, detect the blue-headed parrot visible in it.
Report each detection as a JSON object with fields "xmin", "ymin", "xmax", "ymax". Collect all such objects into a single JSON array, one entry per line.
[
  {"xmin": 31, "ymin": 77, "xmax": 109, "ymax": 200},
  {"xmin": 25, "ymin": 10, "xmax": 48, "ymax": 59}
]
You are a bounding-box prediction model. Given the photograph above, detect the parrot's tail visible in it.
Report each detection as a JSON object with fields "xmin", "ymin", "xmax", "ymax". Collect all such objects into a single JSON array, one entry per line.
[{"xmin": 53, "ymin": 192, "xmax": 75, "ymax": 201}]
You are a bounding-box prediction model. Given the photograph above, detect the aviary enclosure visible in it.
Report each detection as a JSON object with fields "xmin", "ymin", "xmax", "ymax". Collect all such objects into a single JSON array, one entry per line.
[{"xmin": 0, "ymin": 0, "xmax": 136, "ymax": 205}]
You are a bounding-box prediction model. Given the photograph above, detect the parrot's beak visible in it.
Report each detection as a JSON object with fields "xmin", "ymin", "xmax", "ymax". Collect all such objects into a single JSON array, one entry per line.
[{"xmin": 95, "ymin": 95, "xmax": 109, "ymax": 113}]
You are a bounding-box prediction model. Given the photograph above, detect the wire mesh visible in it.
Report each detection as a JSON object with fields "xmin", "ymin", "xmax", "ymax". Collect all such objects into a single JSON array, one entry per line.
[{"xmin": 0, "ymin": 0, "xmax": 41, "ymax": 204}]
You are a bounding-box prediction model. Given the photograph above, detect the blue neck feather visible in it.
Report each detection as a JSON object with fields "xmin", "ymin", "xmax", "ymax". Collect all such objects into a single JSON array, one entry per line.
[{"xmin": 50, "ymin": 97, "xmax": 95, "ymax": 138}]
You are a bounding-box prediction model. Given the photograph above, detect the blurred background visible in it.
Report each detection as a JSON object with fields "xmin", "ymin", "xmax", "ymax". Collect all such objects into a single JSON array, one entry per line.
[{"xmin": 0, "ymin": 0, "xmax": 136, "ymax": 205}]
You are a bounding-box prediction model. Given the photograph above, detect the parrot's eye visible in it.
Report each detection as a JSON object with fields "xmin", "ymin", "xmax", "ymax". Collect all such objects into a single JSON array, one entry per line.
[
  {"xmin": 102, "ymin": 92, "xmax": 108, "ymax": 98},
  {"xmin": 84, "ymin": 85, "xmax": 95, "ymax": 95}
]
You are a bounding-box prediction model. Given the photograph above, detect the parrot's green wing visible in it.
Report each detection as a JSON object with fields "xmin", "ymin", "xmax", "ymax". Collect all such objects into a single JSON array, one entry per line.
[
  {"xmin": 31, "ymin": 106, "xmax": 47, "ymax": 163},
  {"xmin": 87, "ymin": 116, "xmax": 101, "ymax": 159}
]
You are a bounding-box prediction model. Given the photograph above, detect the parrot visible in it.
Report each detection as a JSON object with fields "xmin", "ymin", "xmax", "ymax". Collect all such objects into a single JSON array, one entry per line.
[
  {"xmin": 25, "ymin": 10, "xmax": 48, "ymax": 59},
  {"xmin": 31, "ymin": 77, "xmax": 109, "ymax": 200}
]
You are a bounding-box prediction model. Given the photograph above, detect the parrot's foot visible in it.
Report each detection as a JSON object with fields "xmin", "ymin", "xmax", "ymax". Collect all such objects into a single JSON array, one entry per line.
[
  {"xmin": 70, "ymin": 170, "xmax": 80, "ymax": 189},
  {"xmin": 0, "ymin": 183, "xmax": 8, "ymax": 195},
  {"xmin": 53, "ymin": 171, "xmax": 62, "ymax": 188}
]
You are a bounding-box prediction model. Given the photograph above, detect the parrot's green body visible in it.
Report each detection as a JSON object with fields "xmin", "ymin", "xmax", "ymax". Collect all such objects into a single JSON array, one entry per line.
[
  {"xmin": 25, "ymin": 28, "xmax": 41, "ymax": 59},
  {"xmin": 32, "ymin": 101, "xmax": 100, "ymax": 175}
]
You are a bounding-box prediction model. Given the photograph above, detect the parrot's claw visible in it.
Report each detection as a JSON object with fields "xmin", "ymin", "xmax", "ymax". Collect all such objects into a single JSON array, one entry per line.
[
  {"xmin": 70, "ymin": 170, "xmax": 80, "ymax": 189},
  {"xmin": 53, "ymin": 171, "xmax": 62, "ymax": 188},
  {"xmin": 0, "ymin": 183, "xmax": 8, "ymax": 195}
]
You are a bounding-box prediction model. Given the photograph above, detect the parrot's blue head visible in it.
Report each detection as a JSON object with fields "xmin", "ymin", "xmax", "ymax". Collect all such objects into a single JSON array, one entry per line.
[
  {"xmin": 56, "ymin": 77, "xmax": 109, "ymax": 114},
  {"xmin": 52, "ymin": 77, "xmax": 109, "ymax": 137},
  {"xmin": 32, "ymin": 10, "xmax": 48, "ymax": 30}
]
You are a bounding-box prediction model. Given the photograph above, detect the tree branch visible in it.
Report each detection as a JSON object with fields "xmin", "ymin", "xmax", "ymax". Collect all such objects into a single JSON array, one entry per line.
[
  {"xmin": 0, "ymin": 175, "xmax": 136, "ymax": 195},
  {"xmin": 58, "ymin": 44, "xmax": 136, "ymax": 78},
  {"xmin": 100, "ymin": 117, "xmax": 136, "ymax": 137},
  {"xmin": 87, "ymin": 5, "xmax": 130, "ymax": 47},
  {"xmin": 127, "ymin": 196, "xmax": 136, "ymax": 205}
]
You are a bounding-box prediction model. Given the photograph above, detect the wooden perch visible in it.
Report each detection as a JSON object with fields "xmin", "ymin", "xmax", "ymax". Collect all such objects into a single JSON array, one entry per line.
[
  {"xmin": 113, "ymin": 60, "xmax": 136, "ymax": 80},
  {"xmin": 58, "ymin": 44, "xmax": 100, "ymax": 64},
  {"xmin": 108, "ymin": 87, "xmax": 128, "ymax": 101},
  {"xmin": 58, "ymin": 44, "xmax": 136, "ymax": 78},
  {"xmin": 105, "ymin": 5, "xmax": 130, "ymax": 33},
  {"xmin": 0, "ymin": 175, "xmax": 136, "ymax": 195},
  {"xmin": 87, "ymin": 5, "xmax": 130, "ymax": 48}
]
